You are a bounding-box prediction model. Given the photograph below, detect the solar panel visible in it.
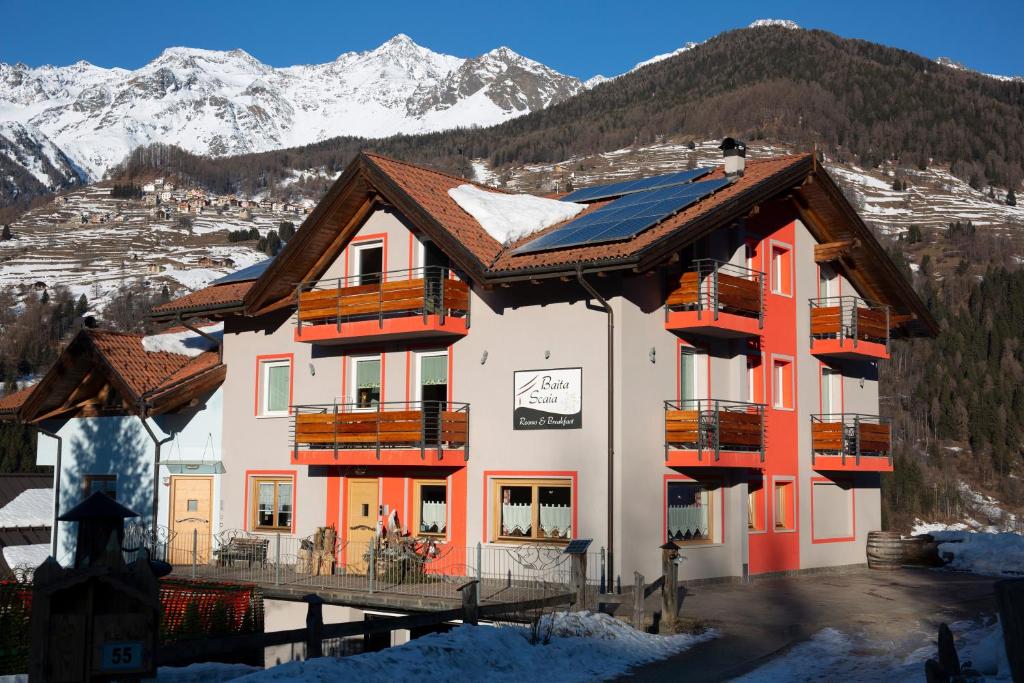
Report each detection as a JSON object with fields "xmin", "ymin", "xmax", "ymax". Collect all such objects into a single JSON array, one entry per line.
[
  {"xmin": 211, "ymin": 257, "xmax": 274, "ymax": 285},
  {"xmin": 515, "ymin": 178, "xmax": 731, "ymax": 254},
  {"xmin": 560, "ymin": 167, "xmax": 712, "ymax": 203}
]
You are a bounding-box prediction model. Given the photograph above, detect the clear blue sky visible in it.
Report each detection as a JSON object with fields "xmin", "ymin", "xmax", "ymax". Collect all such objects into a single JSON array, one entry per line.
[{"xmin": 2, "ymin": 0, "xmax": 1021, "ymax": 79}]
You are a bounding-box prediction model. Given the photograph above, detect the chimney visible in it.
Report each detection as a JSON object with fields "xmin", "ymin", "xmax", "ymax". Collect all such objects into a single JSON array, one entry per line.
[{"xmin": 719, "ymin": 137, "xmax": 747, "ymax": 177}]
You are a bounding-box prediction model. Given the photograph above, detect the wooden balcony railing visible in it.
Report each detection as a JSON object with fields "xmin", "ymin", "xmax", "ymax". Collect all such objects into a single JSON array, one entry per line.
[
  {"xmin": 809, "ymin": 296, "xmax": 890, "ymax": 352},
  {"xmin": 291, "ymin": 400, "xmax": 469, "ymax": 461},
  {"xmin": 665, "ymin": 259, "xmax": 764, "ymax": 329},
  {"xmin": 811, "ymin": 413, "xmax": 892, "ymax": 466},
  {"xmin": 295, "ymin": 266, "xmax": 470, "ymax": 332},
  {"xmin": 664, "ymin": 399, "xmax": 765, "ymax": 464}
]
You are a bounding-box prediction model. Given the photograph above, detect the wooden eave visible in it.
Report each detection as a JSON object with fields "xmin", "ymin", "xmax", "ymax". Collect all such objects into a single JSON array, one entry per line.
[{"xmin": 143, "ymin": 364, "xmax": 226, "ymax": 416}]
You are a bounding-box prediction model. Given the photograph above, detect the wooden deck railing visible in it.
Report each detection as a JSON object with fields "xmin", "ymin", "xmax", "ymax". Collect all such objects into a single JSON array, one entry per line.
[
  {"xmin": 665, "ymin": 259, "xmax": 764, "ymax": 325},
  {"xmin": 809, "ymin": 296, "xmax": 890, "ymax": 349},
  {"xmin": 664, "ymin": 399, "xmax": 765, "ymax": 463},
  {"xmin": 296, "ymin": 266, "xmax": 470, "ymax": 331},
  {"xmin": 291, "ymin": 400, "xmax": 469, "ymax": 460},
  {"xmin": 811, "ymin": 413, "xmax": 892, "ymax": 465}
]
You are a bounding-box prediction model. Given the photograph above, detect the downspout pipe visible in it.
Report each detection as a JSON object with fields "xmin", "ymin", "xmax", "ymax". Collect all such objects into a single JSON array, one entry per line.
[
  {"xmin": 33, "ymin": 424, "xmax": 62, "ymax": 558},
  {"xmin": 138, "ymin": 406, "xmax": 174, "ymax": 544},
  {"xmin": 575, "ymin": 265, "xmax": 615, "ymax": 578}
]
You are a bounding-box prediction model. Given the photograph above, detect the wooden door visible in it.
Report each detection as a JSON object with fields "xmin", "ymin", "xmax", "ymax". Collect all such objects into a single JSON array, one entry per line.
[
  {"xmin": 169, "ymin": 476, "xmax": 213, "ymax": 565},
  {"xmin": 346, "ymin": 479, "xmax": 379, "ymax": 573}
]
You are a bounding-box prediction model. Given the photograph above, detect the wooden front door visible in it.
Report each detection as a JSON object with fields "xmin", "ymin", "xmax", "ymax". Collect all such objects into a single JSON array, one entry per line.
[
  {"xmin": 169, "ymin": 476, "xmax": 213, "ymax": 565},
  {"xmin": 346, "ymin": 479, "xmax": 379, "ymax": 573}
]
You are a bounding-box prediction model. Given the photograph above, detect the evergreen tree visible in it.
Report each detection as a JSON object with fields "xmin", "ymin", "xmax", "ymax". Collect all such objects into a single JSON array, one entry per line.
[
  {"xmin": 75, "ymin": 294, "xmax": 88, "ymax": 317},
  {"xmin": 1008, "ymin": 189, "xmax": 1017, "ymax": 207},
  {"xmin": 0, "ymin": 225, "xmax": 10, "ymax": 241},
  {"xmin": 278, "ymin": 221, "xmax": 295, "ymax": 241}
]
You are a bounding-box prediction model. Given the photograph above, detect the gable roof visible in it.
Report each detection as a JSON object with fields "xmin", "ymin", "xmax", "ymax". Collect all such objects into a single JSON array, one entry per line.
[
  {"xmin": 0, "ymin": 386, "xmax": 36, "ymax": 421},
  {"xmin": 17, "ymin": 328, "xmax": 225, "ymax": 423},
  {"xmin": 158, "ymin": 150, "xmax": 936, "ymax": 336}
]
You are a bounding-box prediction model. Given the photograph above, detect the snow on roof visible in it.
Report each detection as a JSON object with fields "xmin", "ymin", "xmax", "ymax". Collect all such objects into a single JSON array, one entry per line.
[
  {"xmin": 141, "ymin": 323, "xmax": 223, "ymax": 357},
  {"xmin": 447, "ymin": 184, "xmax": 585, "ymax": 245},
  {"xmin": 0, "ymin": 488, "xmax": 52, "ymax": 528},
  {"xmin": 2, "ymin": 543, "xmax": 49, "ymax": 571}
]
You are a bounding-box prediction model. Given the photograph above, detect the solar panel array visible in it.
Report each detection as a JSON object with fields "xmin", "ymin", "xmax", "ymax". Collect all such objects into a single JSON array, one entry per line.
[
  {"xmin": 560, "ymin": 167, "xmax": 712, "ymax": 203},
  {"xmin": 514, "ymin": 177, "xmax": 732, "ymax": 255}
]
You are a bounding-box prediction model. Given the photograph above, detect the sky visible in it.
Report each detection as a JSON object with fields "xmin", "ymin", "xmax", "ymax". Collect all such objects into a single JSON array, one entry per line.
[{"xmin": 1, "ymin": 0, "xmax": 1021, "ymax": 79}]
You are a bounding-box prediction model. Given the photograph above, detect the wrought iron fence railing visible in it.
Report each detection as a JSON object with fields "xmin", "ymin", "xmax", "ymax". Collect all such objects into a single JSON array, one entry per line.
[
  {"xmin": 666, "ymin": 258, "xmax": 764, "ymax": 327},
  {"xmin": 664, "ymin": 399, "xmax": 766, "ymax": 462},
  {"xmin": 809, "ymin": 295, "xmax": 890, "ymax": 351},
  {"xmin": 811, "ymin": 413, "xmax": 893, "ymax": 465}
]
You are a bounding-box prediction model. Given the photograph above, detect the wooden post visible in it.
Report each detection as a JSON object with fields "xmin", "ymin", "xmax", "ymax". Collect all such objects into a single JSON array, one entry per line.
[
  {"xmin": 661, "ymin": 544, "xmax": 679, "ymax": 630},
  {"xmin": 459, "ymin": 580, "xmax": 479, "ymax": 625},
  {"xmin": 632, "ymin": 572, "xmax": 645, "ymax": 630},
  {"xmin": 303, "ymin": 594, "xmax": 324, "ymax": 660},
  {"xmin": 570, "ymin": 553, "xmax": 587, "ymax": 611},
  {"xmin": 996, "ymin": 579, "xmax": 1024, "ymax": 683}
]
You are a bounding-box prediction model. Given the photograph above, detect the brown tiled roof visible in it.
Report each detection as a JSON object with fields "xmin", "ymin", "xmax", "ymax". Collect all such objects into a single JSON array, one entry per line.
[
  {"xmin": 152, "ymin": 281, "xmax": 251, "ymax": 316},
  {"xmin": 0, "ymin": 386, "xmax": 35, "ymax": 418},
  {"xmin": 87, "ymin": 330, "xmax": 220, "ymax": 399}
]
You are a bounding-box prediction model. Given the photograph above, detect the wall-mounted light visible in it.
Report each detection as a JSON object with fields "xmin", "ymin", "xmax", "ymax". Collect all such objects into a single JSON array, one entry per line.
[
  {"xmin": 544, "ymin": 350, "xmax": 551, "ymax": 360},
  {"xmin": 481, "ymin": 350, "xmax": 488, "ymax": 365},
  {"xmin": 309, "ymin": 363, "xmax": 316, "ymax": 376},
  {"xmin": 859, "ymin": 377, "xmax": 865, "ymax": 388},
  {"xmin": 649, "ymin": 347, "xmax": 657, "ymax": 364}
]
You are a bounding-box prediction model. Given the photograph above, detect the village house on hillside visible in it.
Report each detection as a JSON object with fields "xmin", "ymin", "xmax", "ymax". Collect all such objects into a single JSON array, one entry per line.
[{"xmin": 8, "ymin": 141, "xmax": 934, "ymax": 587}]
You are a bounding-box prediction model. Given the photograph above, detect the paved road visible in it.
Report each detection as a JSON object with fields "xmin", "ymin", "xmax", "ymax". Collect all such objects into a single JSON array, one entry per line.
[{"xmin": 620, "ymin": 567, "xmax": 997, "ymax": 681}]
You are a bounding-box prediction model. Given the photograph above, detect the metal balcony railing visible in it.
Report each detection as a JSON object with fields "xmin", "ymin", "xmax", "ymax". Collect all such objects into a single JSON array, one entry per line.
[
  {"xmin": 811, "ymin": 413, "xmax": 892, "ymax": 466},
  {"xmin": 809, "ymin": 296, "xmax": 890, "ymax": 351},
  {"xmin": 290, "ymin": 400, "xmax": 469, "ymax": 461},
  {"xmin": 664, "ymin": 399, "xmax": 765, "ymax": 463},
  {"xmin": 295, "ymin": 266, "xmax": 470, "ymax": 333},
  {"xmin": 665, "ymin": 259, "xmax": 764, "ymax": 328}
]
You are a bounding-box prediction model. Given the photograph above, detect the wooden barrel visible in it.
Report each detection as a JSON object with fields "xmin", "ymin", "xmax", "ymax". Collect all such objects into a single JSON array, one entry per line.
[
  {"xmin": 866, "ymin": 530, "xmax": 904, "ymax": 570},
  {"xmin": 902, "ymin": 535, "xmax": 943, "ymax": 567}
]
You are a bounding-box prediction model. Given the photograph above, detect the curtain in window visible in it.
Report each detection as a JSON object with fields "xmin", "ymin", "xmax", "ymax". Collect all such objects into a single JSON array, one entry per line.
[
  {"xmin": 420, "ymin": 501, "xmax": 447, "ymax": 533},
  {"xmin": 257, "ymin": 482, "xmax": 275, "ymax": 526},
  {"xmin": 501, "ymin": 503, "xmax": 532, "ymax": 536},
  {"xmin": 266, "ymin": 364, "xmax": 290, "ymax": 413},
  {"xmin": 420, "ymin": 355, "xmax": 448, "ymax": 386},
  {"xmin": 539, "ymin": 503, "xmax": 571, "ymax": 539},
  {"xmin": 680, "ymin": 351, "xmax": 696, "ymax": 403},
  {"xmin": 356, "ymin": 360, "xmax": 381, "ymax": 388},
  {"xmin": 277, "ymin": 482, "xmax": 292, "ymax": 528}
]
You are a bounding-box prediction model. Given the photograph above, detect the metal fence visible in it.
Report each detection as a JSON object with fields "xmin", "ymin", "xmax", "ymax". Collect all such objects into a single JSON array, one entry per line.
[{"xmin": 156, "ymin": 530, "xmax": 606, "ymax": 605}]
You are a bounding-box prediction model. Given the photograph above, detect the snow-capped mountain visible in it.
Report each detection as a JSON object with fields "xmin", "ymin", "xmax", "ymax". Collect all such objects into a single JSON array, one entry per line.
[
  {"xmin": 0, "ymin": 121, "xmax": 81, "ymax": 204},
  {"xmin": 0, "ymin": 34, "xmax": 583, "ymax": 181}
]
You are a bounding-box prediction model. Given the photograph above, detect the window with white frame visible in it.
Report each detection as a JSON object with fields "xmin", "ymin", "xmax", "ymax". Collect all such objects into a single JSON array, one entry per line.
[
  {"xmin": 352, "ymin": 356, "xmax": 381, "ymax": 409},
  {"xmin": 414, "ymin": 480, "xmax": 447, "ymax": 537},
  {"xmin": 258, "ymin": 358, "xmax": 291, "ymax": 416},
  {"xmin": 770, "ymin": 244, "xmax": 792, "ymax": 295},
  {"xmin": 773, "ymin": 358, "xmax": 794, "ymax": 410},
  {"xmin": 666, "ymin": 480, "xmax": 718, "ymax": 545},
  {"xmin": 353, "ymin": 242, "xmax": 384, "ymax": 286}
]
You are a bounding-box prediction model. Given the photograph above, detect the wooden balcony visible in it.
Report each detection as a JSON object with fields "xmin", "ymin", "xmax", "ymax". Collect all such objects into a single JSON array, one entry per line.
[
  {"xmin": 290, "ymin": 401, "xmax": 469, "ymax": 466},
  {"xmin": 665, "ymin": 259, "xmax": 763, "ymax": 338},
  {"xmin": 664, "ymin": 399, "xmax": 765, "ymax": 468},
  {"xmin": 811, "ymin": 414, "xmax": 892, "ymax": 472},
  {"xmin": 294, "ymin": 267, "xmax": 470, "ymax": 345},
  {"xmin": 809, "ymin": 296, "xmax": 890, "ymax": 360}
]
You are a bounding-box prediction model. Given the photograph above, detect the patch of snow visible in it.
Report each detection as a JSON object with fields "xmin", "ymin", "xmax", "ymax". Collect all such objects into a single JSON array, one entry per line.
[
  {"xmin": 141, "ymin": 323, "xmax": 223, "ymax": 357},
  {"xmin": 234, "ymin": 611, "xmax": 713, "ymax": 682},
  {"xmin": 735, "ymin": 619, "xmax": 1010, "ymax": 682},
  {"xmin": 929, "ymin": 530, "xmax": 1024, "ymax": 577},
  {"xmin": 2, "ymin": 544, "xmax": 49, "ymax": 571},
  {"xmin": 0, "ymin": 488, "xmax": 52, "ymax": 528},
  {"xmin": 748, "ymin": 19, "xmax": 801, "ymax": 30},
  {"xmin": 631, "ymin": 43, "xmax": 700, "ymax": 71},
  {"xmin": 447, "ymin": 184, "xmax": 585, "ymax": 244},
  {"xmin": 157, "ymin": 663, "xmax": 261, "ymax": 682}
]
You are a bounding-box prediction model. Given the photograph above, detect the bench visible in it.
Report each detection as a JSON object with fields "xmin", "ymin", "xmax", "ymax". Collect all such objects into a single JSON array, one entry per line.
[{"xmin": 215, "ymin": 536, "xmax": 269, "ymax": 568}]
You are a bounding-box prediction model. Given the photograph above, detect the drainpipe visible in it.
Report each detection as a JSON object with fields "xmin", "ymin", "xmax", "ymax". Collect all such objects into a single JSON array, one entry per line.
[
  {"xmin": 34, "ymin": 425, "xmax": 62, "ymax": 558},
  {"xmin": 138, "ymin": 407, "xmax": 174, "ymax": 544},
  {"xmin": 575, "ymin": 265, "xmax": 615, "ymax": 578}
]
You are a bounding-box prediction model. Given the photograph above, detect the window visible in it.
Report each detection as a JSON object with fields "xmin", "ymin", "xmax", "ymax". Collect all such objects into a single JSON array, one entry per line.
[
  {"xmin": 258, "ymin": 358, "xmax": 291, "ymax": 417},
  {"xmin": 811, "ymin": 480, "xmax": 854, "ymax": 541},
  {"xmin": 352, "ymin": 356, "xmax": 381, "ymax": 409},
  {"xmin": 770, "ymin": 244, "xmax": 792, "ymax": 295},
  {"xmin": 413, "ymin": 480, "xmax": 447, "ymax": 537},
  {"xmin": 821, "ymin": 367, "xmax": 840, "ymax": 415},
  {"xmin": 773, "ymin": 480, "xmax": 795, "ymax": 531},
  {"xmin": 818, "ymin": 264, "xmax": 837, "ymax": 298},
  {"xmin": 252, "ymin": 477, "xmax": 293, "ymax": 531},
  {"xmin": 772, "ymin": 358, "xmax": 794, "ymax": 410},
  {"xmin": 748, "ymin": 476, "xmax": 766, "ymax": 532},
  {"xmin": 84, "ymin": 474, "xmax": 116, "ymax": 500},
  {"xmin": 493, "ymin": 478, "xmax": 572, "ymax": 542},
  {"xmin": 354, "ymin": 242, "xmax": 383, "ymax": 286},
  {"xmin": 679, "ymin": 348, "xmax": 697, "ymax": 403},
  {"xmin": 667, "ymin": 481, "xmax": 717, "ymax": 545},
  {"xmin": 746, "ymin": 354, "xmax": 762, "ymax": 404}
]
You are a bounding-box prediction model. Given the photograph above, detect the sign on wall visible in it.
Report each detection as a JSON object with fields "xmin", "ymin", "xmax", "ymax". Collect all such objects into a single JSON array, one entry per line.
[{"xmin": 513, "ymin": 367, "xmax": 582, "ymax": 430}]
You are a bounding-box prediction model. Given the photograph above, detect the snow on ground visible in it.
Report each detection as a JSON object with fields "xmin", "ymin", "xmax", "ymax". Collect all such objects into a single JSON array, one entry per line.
[
  {"xmin": 2, "ymin": 544, "xmax": 49, "ymax": 572},
  {"xmin": 447, "ymin": 184, "xmax": 585, "ymax": 244},
  {"xmin": 925, "ymin": 530, "xmax": 1024, "ymax": 577},
  {"xmin": 0, "ymin": 488, "xmax": 52, "ymax": 528},
  {"xmin": 156, "ymin": 663, "xmax": 262, "ymax": 682},
  {"xmin": 734, "ymin": 619, "xmax": 1010, "ymax": 682},
  {"xmin": 141, "ymin": 323, "xmax": 223, "ymax": 357},
  {"xmin": 231, "ymin": 611, "xmax": 713, "ymax": 682}
]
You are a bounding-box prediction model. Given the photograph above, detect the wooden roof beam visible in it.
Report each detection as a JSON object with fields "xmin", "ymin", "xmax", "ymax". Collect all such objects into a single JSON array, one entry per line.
[{"xmin": 814, "ymin": 239, "xmax": 860, "ymax": 264}]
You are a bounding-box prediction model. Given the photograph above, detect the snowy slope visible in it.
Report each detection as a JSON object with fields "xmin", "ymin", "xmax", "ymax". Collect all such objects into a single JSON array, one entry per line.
[
  {"xmin": 0, "ymin": 35, "xmax": 583, "ymax": 181},
  {"xmin": 0, "ymin": 121, "xmax": 81, "ymax": 203}
]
